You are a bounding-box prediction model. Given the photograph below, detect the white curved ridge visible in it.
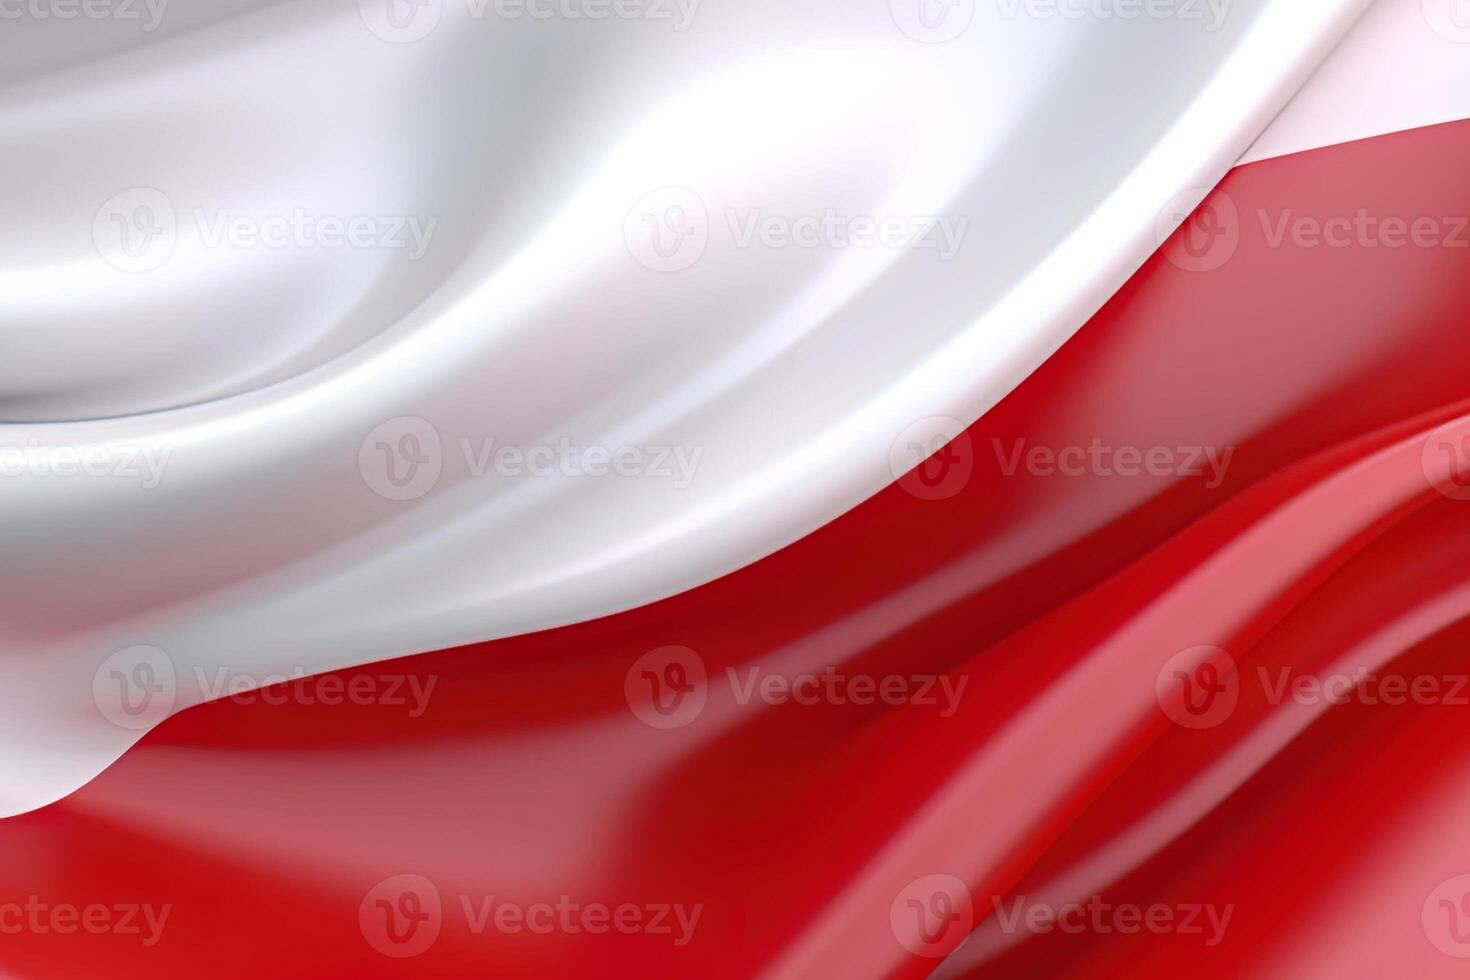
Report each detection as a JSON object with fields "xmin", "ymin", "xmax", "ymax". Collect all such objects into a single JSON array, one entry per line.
[{"xmin": 0, "ymin": 0, "xmax": 1369, "ymax": 816}]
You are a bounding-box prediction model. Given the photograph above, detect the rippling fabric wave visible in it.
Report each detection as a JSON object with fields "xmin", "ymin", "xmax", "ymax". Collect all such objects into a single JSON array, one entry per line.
[{"xmin": 5, "ymin": 0, "xmax": 1470, "ymax": 977}]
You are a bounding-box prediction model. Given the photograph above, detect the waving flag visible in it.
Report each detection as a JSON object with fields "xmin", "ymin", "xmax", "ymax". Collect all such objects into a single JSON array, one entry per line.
[{"xmin": 3, "ymin": 0, "xmax": 1470, "ymax": 977}]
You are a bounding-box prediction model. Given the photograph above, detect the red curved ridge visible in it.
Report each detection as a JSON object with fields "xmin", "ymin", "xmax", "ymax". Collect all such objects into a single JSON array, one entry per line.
[{"xmin": 9, "ymin": 117, "xmax": 1470, "ymax": 979}]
